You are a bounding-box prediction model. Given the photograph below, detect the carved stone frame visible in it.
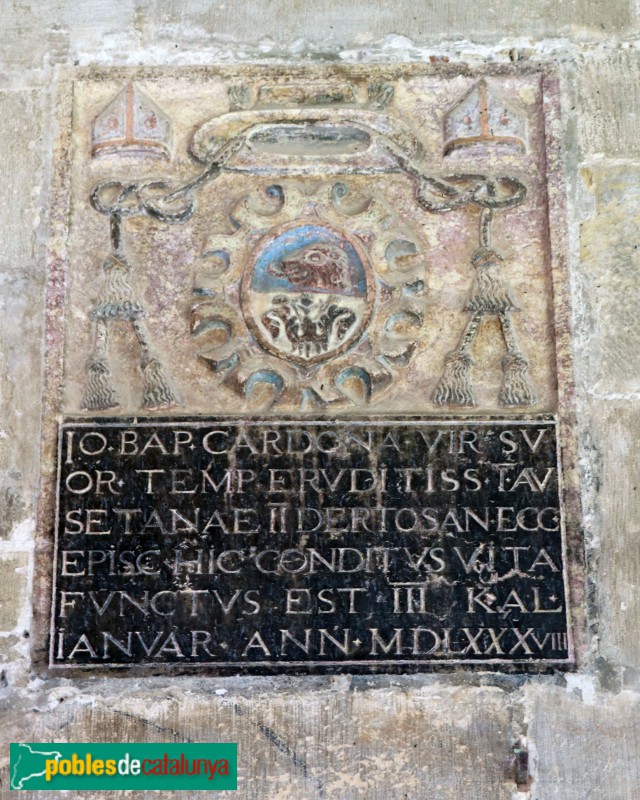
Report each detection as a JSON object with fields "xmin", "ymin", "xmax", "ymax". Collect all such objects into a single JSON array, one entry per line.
[{"xmin": 31, "ymin": 64, "xmax": 584, "ymax": 676}]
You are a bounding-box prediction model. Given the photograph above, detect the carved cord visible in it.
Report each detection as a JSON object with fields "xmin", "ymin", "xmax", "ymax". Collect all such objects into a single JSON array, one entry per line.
[{"xmin": 85, "ymin": 130, "xmax": 533, "ymax": 410}]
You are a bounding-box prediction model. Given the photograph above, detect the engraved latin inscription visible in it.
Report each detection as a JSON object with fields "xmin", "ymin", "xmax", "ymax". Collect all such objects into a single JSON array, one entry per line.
[{"xmin": 50, "ymin": 419, "xmax": 570, "ymax": 670}]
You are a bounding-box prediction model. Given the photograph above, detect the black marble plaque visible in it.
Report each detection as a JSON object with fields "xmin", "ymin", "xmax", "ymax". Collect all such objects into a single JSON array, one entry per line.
[{"xmin": 50, "ymin": 417, "xmax": 571, "ymax": 670}]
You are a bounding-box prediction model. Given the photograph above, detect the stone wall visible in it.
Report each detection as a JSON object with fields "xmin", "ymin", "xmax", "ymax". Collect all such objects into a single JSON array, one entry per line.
[{"xmin": 1, "ymin": 2, "xmax": 639, "ymax": 798}]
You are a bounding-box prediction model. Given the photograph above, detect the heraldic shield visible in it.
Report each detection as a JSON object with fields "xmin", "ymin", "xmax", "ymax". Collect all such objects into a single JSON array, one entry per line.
[{"xmin": 240, "ymin": 222, "xmax": 376, "ymax": 366}]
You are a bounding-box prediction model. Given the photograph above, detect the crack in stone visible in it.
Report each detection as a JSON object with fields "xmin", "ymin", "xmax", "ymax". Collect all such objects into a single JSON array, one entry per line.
[{"xmin": 234, "ymin": 703, "xmax": 325, "ymax": 798}]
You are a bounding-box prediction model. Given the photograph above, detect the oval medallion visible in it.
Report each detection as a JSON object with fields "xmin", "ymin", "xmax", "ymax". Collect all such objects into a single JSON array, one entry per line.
[{"xmin": 241, "ymin": 222, "xmax": 375, "ymax": 366}]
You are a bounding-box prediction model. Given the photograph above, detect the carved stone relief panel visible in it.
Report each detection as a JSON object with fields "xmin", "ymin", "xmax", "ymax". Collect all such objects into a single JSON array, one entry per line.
[
  {"xmin": 38, "ymin": 66, "xmax": 579, "ymax": 672},
  {"xmin": 61, "ymin": 70, "xmax": 559, "ymax": 416}
]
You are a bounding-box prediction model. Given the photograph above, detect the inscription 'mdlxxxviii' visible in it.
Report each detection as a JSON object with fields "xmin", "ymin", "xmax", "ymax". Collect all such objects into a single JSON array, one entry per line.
[{"xmin": 50, "ymin": 418, "xmax": 570, "ymax": 670}]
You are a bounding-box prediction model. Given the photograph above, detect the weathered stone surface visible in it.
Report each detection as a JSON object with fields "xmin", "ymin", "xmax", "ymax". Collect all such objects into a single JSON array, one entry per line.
[
  {"xmin": 587, "ymin": 400, "xmax": 640, "ymax": 669},
  {"xmin": 0, "ymin": 91, "xmax": 44, "ymax": 265},
  {"xmin": 577, "ymin": 50, "xmax": 640, "ymax": 158},
  {"xmin": 0, "ymin": 635, "xmax": 22, "ymax": 666},
  {"xmin": 578, "ymin": 166, "xmax": 640, "ymax": 394},
  {"xmin": 0, "ymin": 553, "xmax": 29, "ymax": 631},
  {"xmin": 0, "ymin": 90, "xmax": 46, "ymax": 540},
  {"xmin": 0, "ymin": 0, "xmax": 634, "ymax": 73},
  {"xmin": 147, "ymin": 0, "xmax": 634, "ymax": 44},
  {"xmin": 0, "ymin": 684, "xmax": 520, "ymax": 799},
  {"xmin": 527, "ymin": 683, "xmax": 640, "ymax": 799},
  {"xmin": 0, "ymin": 1, "xmax": 638, "ymax": 798},
  {"xmin": 0, "ymin": 3, "xmax": 139, "ymax": 72}
]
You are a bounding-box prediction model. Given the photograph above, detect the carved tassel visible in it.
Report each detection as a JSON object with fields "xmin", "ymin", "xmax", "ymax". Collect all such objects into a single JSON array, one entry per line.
[
  {"xmin": 91, "ymin": 254, "xmax": 144, "ymax": 322},
  {"xmin": 82, "ymin": 356, "xmax": 120, "ymax": 410},
  {"xmin": 465, "ymin": 247, "xmax": 518, "ymax": 314},
  {"xmin": 82, "ymin": 320, "xmax": 119, "ymax": 410},
  {"xmin": 498, "ymin": 311, "xmax": 536, "ymax": 407},
  {"xmin": 499, "ymin": 354, "xmax": 536, "ymax": 407},
  {"xmin": 134, "ymin": 319, "xmax": 178, "ymax": 410},
  {"xmin": 141, "ymin": 356, "xmax": 178, "ymax": 410},
  {"xmin": 433, "ymin": 351, "xmax": 475, "ymax": 407}
]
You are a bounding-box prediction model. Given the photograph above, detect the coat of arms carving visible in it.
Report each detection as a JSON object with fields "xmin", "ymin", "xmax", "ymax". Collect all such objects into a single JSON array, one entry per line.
[
  {"xmin": 40, "ymin": 67, "xmax": 578, "ymax": 674},
  {"xmin": 73, "ymin": 72, "xmax": 553, "ymax": 415}
]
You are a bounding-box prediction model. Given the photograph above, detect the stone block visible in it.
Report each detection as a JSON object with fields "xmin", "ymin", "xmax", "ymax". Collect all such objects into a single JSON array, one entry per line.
[
  {"xmin": 577, "ymin": 50, "xmax": 640, "ymax": 158},
  {"xmin": 0, "ymin": 2, "xmax": 138, "ymax": 71},
  {"xmin": 143, "ymin": 0, "xmax": 635, "ymax": 48},
  {"xmin": 527, "ymin": 683, "xmax": 640, "ymax": 799},
  {"xmin": 0, "ymin": 91, "xmax": 44, "ymax": 265},
  {"xmin": 0, "ymin": 553, "xmax": 29, "ymax": 632},
  {"xmin": 0, "ymin": 635, "xmax": 22, "ymax": 666},
  {"xmin": 577, "ymin": 166, "xmax": 640, "ymax": 394},
  {"xmin": 0, "ymin": 684, "xmax": 520, "ymax": 798},
  {"xmin": 0, "ymin": 90, "xmax": 46, "ymax": 538},
  {"xmin": 587, "ymin": 399, "xmax": 640, "ymax": 670},
  {"xmin": 0, "ymin": 0, "xmax": 636, "ymax": 72}
]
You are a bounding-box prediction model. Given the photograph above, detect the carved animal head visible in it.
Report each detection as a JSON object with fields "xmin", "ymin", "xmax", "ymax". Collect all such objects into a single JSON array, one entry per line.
[{"xmin": 269, "ymin": 244, "xmax": 352, "ymax": 292}]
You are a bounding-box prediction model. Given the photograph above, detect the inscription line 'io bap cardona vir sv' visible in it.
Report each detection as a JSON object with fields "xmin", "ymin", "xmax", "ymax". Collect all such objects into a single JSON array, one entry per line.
[{"xmin": 50, "ymin": 417, "xmax": 571, "ymax": 671}]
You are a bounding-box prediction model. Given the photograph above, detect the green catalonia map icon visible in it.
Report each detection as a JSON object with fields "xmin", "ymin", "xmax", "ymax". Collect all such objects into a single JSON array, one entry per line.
[{"xmin": 10, "ymin": 743, "xmax": 64, "ymax": 790}]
